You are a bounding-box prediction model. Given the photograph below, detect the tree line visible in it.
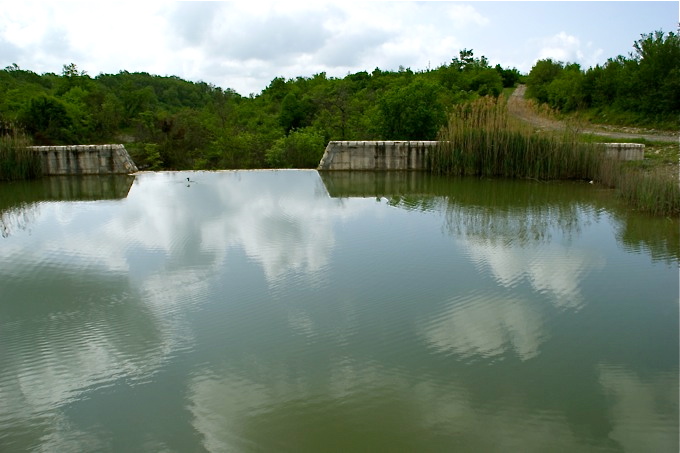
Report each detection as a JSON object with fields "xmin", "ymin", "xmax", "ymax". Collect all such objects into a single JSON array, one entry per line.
[
  {"xmin": 525, "ymin": 30, "xmax": 679, "ymax": 128},
  {"xmin": 1, "ymin": 29, "xmax": 675, "ymax": 170},
  {"xmin": 0, "ymin": 50, "xmax": 519, "ymax": 170}
]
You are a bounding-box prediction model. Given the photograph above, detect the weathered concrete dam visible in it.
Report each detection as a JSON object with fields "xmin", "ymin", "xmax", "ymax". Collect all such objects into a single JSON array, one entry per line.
[
  {"xmin": 318, "ymin": 141, "xmax": 437, "ymax": 171},
  {"xmin": 317, "ymin": 141, "xmax": 644, "ymax": 171},
  {"xmin": 601, "ymin": 142, "xmax": 645, "ymax": 160},
  {"xmin": 30, "ymin": 144, "xmax": 138, "ymax": 175}
]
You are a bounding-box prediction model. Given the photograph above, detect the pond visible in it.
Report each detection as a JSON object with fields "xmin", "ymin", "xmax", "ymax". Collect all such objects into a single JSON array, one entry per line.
[{"xmin": 1, "ymin": 170, "xmax": 678, "ymax": 452}]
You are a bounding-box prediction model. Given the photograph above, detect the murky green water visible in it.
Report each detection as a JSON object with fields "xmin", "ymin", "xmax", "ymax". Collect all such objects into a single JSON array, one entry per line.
[{"xmin": 1, "ymin": 170, "xmax": 678, "ymax": 452}]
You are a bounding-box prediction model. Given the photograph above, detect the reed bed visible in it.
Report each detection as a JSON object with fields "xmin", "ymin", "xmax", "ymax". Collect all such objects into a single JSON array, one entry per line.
[
  {"xmin": 431, "ymin": 96, "xmax": 599, "ymax": 180},
  {"xmin": 618, "ymin": 169, "xmax": 680, "ymax": 217},
  {"xmin": 0, "ymin": 127, "xmax": 41, "ymax": 181},
  {"xmin": 598, "ymin": 157, "xmax": 680, "ymax": 217},
  {"xmin": 431, "ymin": 96, "xmax": 679, "ymax": 216}
]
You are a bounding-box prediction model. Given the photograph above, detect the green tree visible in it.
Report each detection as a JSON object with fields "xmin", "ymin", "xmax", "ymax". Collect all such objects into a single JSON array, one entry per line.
[
  {"xmin": 526, "ymin": 59, "xmax": 564, "ymax": 103},
  {"xmin": 545, "ymin": 63, "xmax": 584, "ymax": 111},
  {"xmin": 265, "ymin": 127, "xmax": 326, "ymax": 168},
  {"xmin": 378, "ymin": 79, "xmax": 445, "ymax": 140},
  {"xmin": 470, "ymin": 70, "xmax": 503, "ymax": 97},
  {"xmin": 279, "ymin": 92, "xmax": 305, "ymax": 134},
  {"xmin": 495, "ymin": 64, "xmax": 522, "ymax": 88},
  {"xmin": 631, "ymin": 30, "xmax": 680, "ymax": 113},
  {"xmin": 121, "ymin": 85, "xmax": 158, "ymax": 123},
  {"xmin": 95, "ymin": 92, "xmax": 125, "ymax": 137},
  {"xmin": 21, "ymin": 96, "xmax": 74, "ymax": 144}
]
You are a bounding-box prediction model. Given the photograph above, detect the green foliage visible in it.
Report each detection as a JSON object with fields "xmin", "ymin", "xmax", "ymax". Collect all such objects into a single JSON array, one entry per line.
[
  {"xmin": 378, "ymin": 79, "xmax": 446, "ymax": 140},
  {"xmin": 545, "ymin": 64, "xmax": 584, "ymax": 111},
  {"xmin": 495, "ymin": 64, "xmax": 522, "ymax": 88},
  {"xmin": 143, "ymin": 143, "xmax": 163, "ymax": 170},
  {"xmin": 0, "ymin": 125, "xmax": 41, "ymax": 181},
  {"xmin": 632, "ymin": 30, "xmax": 680, "ymax": 113},
  {"xmin": 279, "ymin": 92, "xmax": 306, "ymax": 134},
  {"xmin": 470, "ymin": 70, "xmax": 503, "ymax": 97},
  {"xmin": 0, "ymin": 51, "xmax": 511, "ymax": 169},
  {"xmin": 215, "ymin": 131, "xmax": 272, "ymax": 168},
  {"xmin": 527, "ymin": 30, "xmax": 680, "ymax": 126},
  {"xmin": 1, "ymin": 30, "xmax": 674, "ymax": 170},
  {"xmin": 21, "ymin": 95, "xmax": 74, "ymax": 145},
  {"xmin": 526, "ymin": 59, "xmax": 564, "ymax": 103},
  {"xmin": 265, "ymin": 128, "xmax": 326, "ymax": 168}
]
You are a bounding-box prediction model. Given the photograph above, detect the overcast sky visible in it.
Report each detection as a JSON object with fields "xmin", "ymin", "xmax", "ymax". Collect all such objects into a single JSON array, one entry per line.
[{"xmin": 1, "ymin": 1, "xmax": 677, "ymax": 96}]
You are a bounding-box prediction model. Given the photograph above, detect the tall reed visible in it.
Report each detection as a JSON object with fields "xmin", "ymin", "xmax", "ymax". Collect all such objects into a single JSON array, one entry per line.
[
  {"xmin": 431, "ymin": 96, "xmax": 679, "ymax": 216},
  {"xmin": 0, "ymin": 126, "xmax": 41, "ymax": 181},
  {"xmin": 431, "ymin": 96, "xmax": 599, "ymax": 180},
  {"xmin": 598, "ymin": 157, "xmax": 679, "ymax": 216}
]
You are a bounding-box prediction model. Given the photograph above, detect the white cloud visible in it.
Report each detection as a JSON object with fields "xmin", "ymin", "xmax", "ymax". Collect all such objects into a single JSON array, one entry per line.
[
  {"xmin": 447, "ymin": 4, "xmax": 490, "ymax": 28},
  {"xmin": 535, "ymin": 31, "xmax": 604, "ymax": 69},
  {"xmin": 538, "ymin": 32, "xmax": 582, "ymax": 61},
  {"xmin": 0, "ymin": 3, "xmax": 672, "ymax": 96},
  {"xmin": 0, "ymin": 1, "xmax": 492, "ymax": 94}
]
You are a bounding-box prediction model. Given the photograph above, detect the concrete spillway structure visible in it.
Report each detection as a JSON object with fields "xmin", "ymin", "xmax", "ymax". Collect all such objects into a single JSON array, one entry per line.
[
  {"xmin": 601, "ymin": 143, "xmax": 645, "ymax": 160},
  {"xmin": 318, "ymin": 141, "xmax": 437, "ymax": 171},
  {"xmin": 30, "ymin": 144, "xmax": 138, "ymax": 175},
  {"xmin": 318, "ymin": 141, "xmax": 645, "ymax": 171}
]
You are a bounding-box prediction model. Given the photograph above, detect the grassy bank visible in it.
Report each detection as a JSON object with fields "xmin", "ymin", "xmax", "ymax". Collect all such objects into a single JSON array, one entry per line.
[
  {"xmin": 0, "ymin": 128, "xmax": 41, "ymax": 181},
  {"xmin": 574, "ymin": 107, "xmax": 679, "ymax": 132},
  {"xmin": 431, "ymin": 96, "xmax": 679, "ymax": 216}
]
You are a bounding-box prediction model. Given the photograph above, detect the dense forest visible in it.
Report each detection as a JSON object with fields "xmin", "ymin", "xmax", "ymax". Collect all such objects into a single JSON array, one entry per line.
[
  {"xmin": 0, "ymin": 29, "xmax": 677, "ymax": 170},
  {"xmin": 525, "ymin": 30, "xmax": 679, "ymax": 128},
  {"xmin": 0, "ymin": 49, "xmax": 519, "ymax": 170}
]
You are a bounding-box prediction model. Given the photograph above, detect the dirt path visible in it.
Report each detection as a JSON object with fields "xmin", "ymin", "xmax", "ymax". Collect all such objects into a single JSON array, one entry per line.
[{"xmin": 507, "ymin": 85, "xmax": 679, "ymax": 143}]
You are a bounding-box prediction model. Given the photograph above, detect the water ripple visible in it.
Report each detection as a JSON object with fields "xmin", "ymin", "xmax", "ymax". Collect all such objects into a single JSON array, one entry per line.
[{"xmin": 420, "ymin": 291, "xmax": 546, "ymax": 362}]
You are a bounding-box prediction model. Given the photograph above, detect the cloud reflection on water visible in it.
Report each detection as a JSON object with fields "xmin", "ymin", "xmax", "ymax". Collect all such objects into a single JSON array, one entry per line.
[
  {"xmin": 598, "ymin": 364, "xmax": 679, "ymax": 452},
  {"xmin": 462, "ymin": 238, "xmax": 605, "ymax": 310},
  {"xmin": 188, "ymin": 360, "xmax": 673, "ymax": 452},
  {"xmin": 420, "ymin": 292, "xmax": 545, "ymax": 361},
  {"xmin": 0, "ymin": 171, "xmax": 675, "ymax": 451},
  {"xmin": 0, "ymin": 171, "xmax": 369, "ymax": 448}
]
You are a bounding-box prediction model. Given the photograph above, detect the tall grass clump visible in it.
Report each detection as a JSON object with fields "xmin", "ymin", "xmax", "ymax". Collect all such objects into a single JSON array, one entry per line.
[
  {"xmin": 0, "ymin": 125, "xmax": 41, "ymax": 181},
  {"xmin": 598, "ymin": 157, "xmax": 680, "ymax": 216},
  {"xmin": 432, "ymin": 96, "xmax": 679, "ymax": 216},
  {"xmin": 431, "ymin": 96, "xmax": 599, "ymax": 181},
  {"xmin": 618, "ymin": 169, "xmax": 680, "ymax": 216}
]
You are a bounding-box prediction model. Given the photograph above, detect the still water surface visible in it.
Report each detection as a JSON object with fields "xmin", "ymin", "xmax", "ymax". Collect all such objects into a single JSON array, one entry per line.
[{"xmin": 0, "ymin": 170, "xmax": 678, "ymax": 452}]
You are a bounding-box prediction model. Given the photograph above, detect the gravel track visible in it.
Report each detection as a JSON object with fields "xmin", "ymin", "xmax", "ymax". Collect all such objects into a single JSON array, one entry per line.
[{"xmin": 508, "ymin": 85, "xmax": 679, "ymax": 144}]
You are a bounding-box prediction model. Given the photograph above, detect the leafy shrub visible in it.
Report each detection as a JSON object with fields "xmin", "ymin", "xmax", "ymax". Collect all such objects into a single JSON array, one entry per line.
[{"xmin": 265, "ymin": 128, "xmax": 326, "ymax": 168}]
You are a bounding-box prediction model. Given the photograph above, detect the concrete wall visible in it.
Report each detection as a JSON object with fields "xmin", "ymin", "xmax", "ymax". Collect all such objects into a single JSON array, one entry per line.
[
  {"xmin": 30, "ymin": 144, "xmax": 138, "ymax": 175},
  {"xmin": 600, "ymin": 143, "xmax": 645, "ymax": 160},
  {"xmin": 318, "ymin": 141, "xmax": 437, "ymax": 171},
  {"xmin": 318, "ymin": 141, "xmax": 645, "ymax": 171}
]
